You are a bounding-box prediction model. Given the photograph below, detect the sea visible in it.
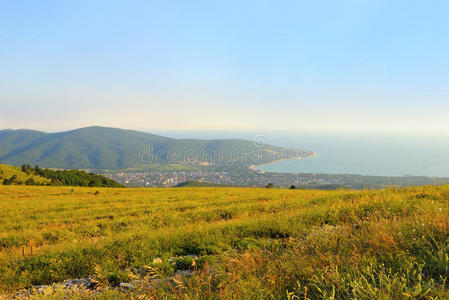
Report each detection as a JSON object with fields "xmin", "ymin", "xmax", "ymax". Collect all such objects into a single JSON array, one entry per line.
[{"xmin": 154, "ymin": 130, "xmax": 449, "ymax": 178}]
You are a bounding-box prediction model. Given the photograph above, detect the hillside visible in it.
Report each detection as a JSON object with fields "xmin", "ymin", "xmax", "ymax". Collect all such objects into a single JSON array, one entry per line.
[
  {"xmin": 0, "ymin": 126, "xmax": 313, "ymax": 170},
  {"xmin": 0, "ymin": 163, "xmax": 50, "ymax": 185},
  {"xmin": 1, "ymin": 185, "xmax": 449, "ymax": 298},
  {"xmin": 174, "ymin": 180, "xmax": 231, "ymax": 187},
  {"xmin": 0, "ymin": 163, "xmax": 123, "ymax": 187}
]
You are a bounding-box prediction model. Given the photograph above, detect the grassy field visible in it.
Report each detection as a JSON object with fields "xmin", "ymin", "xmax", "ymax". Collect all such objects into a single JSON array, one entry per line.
[{"xmin": 0, "ymin": 185, "xmax": 448, "ymax": 299}]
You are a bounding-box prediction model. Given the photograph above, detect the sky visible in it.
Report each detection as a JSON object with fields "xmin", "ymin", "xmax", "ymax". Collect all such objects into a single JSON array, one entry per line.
[{"xmin": 1, "ymin": 0, "xmax": 449, "ymax": 134}]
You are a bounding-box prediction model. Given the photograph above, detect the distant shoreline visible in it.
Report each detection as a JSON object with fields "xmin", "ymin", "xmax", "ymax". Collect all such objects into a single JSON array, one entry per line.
[{"xmin": 249, "ymin": 152, "xmax": 318, "ymax": 173}]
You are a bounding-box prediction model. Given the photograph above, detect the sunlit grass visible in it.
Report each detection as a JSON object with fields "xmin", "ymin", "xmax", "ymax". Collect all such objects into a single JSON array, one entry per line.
[{"xmin": 0, "ymin": 185, "xmax": 448, "ymax": 298}]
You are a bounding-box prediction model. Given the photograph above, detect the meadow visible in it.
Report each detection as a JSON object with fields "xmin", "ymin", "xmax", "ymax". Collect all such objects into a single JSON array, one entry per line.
[{"xmin": 0, "ymin": 185, "xmax": 448, "ymax": 299}]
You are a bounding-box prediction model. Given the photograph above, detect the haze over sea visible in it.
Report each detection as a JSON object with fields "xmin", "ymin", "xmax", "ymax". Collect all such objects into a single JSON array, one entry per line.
[{"xmin": 156, "ymin": 131, "xmax": 449, "ymax": 177}]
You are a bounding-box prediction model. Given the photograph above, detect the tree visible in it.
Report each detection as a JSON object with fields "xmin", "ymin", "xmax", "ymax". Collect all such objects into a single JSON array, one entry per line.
[
  {"xmin": 34, "ymin": 165, "xmax": 41, "ymax": 175},
  {"xmin": 3, "ymin": 175, "xmax": 19, "ymax": 185},
  {"xmin": 289, "ymin": 185, "xmax": 296, "ymax": 190},
  {"xmin": 25, "ymin": 178, "xmax": 36, "ymax": 185},
  {"xmin": 265, "ymin": 183, "xmax": 274, "ymax": 189},
  {"xmin": 20, "ymin": 164, "xmax": 31, "ymax": 174}
]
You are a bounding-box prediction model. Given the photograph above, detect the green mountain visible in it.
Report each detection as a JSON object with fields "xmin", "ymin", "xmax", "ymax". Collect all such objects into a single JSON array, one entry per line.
[{"xmin": 0, "ymin": 126, "xmax": 313, "ymax": 170}]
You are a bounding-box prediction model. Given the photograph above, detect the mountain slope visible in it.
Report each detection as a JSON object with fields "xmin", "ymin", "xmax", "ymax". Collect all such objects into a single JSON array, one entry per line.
[{"xmin": 0, "ymin": 126, "xmax": 313, "ymax": 170}]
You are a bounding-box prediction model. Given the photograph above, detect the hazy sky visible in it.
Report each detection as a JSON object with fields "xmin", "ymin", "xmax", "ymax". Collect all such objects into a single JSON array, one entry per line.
[{"xmin": 1, "ymin": 1, "xmax": 448, "ymax": 134}]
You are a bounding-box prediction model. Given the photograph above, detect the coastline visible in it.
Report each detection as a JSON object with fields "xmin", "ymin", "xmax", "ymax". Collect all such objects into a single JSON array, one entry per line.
[{"xmin": 249, "ymin": 152, "xmax": 318, "ymax": 173}]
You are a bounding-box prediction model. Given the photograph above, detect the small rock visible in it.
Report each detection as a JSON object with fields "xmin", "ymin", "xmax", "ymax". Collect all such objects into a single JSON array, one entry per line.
[
  {"xmin": 175, "ymin": 270, "xmax": 193, "ymax": 277},
  {"xmin": 152, "ymin": 257, "xmax": 163, "ymax": 264},
  {"xmin": 119, "ymin": 282, "xmax": 135, "ymax": 289}
]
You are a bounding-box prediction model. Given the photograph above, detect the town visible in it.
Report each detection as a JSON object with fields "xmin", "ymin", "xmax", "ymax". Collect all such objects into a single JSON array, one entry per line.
[
  {"xmin": 103, "ymin": 170, "xmax": 449, "ymax": 189},
  {"xmin": 103, "ymin": 170, "xmax": 337, "ymax": 187}
]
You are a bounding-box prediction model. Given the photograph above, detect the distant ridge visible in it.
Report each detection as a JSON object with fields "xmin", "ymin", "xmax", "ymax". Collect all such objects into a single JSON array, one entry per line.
[{"xmin": 0, "ymin": 126, "xmax": 313, "ymax": 170}]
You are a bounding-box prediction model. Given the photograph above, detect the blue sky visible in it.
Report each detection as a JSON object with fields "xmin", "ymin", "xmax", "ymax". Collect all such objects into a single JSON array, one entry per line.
[{"xmin": 1, "ymin": 0, "xmax": 448, "ymax": 134}]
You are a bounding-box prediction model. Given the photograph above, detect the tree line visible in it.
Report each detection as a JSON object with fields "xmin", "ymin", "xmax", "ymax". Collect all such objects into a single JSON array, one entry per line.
[{"xmin": 0, "ymin": 164, "xmax": 124, "ymax": 187}]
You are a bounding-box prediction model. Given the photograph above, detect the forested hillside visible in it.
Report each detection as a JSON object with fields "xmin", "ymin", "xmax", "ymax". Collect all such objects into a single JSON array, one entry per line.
[{"xmin": 0, "ymin": 126, "xmax": 312, "ymax": 170}]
